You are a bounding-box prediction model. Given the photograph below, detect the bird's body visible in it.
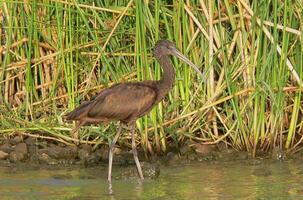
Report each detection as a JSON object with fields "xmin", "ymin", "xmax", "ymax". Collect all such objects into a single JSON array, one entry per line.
[
  {"xmin": 66, "ymin": 80, "xmax": 170, "ymax": 125},
  {"xmin": 65, "ymin": 40, "xmax": 204, "ymax": 184}
]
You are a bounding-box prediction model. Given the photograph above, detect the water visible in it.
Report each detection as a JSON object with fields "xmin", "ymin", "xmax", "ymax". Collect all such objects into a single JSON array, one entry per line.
[{"xmin": 1, "ymin": 159, "xmax": 303, "ymax": 200}]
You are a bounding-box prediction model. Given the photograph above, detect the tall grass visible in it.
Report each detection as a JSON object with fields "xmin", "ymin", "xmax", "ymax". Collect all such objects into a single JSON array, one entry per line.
[{"xmin": 0, "ymin": 0, "xmax": 302, "ymax": 155}]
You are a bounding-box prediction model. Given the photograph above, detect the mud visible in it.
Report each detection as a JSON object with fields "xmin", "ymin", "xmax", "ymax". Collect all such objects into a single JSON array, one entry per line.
[{"xmin": 0, "ymin": 135, "xmax": 292, "ymax": 179}]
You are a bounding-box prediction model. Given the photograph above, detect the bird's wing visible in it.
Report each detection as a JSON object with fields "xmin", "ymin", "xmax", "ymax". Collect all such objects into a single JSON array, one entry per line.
[{"xmin": 87, "ymin": 83, "xmax": 157, "ymax": 121}]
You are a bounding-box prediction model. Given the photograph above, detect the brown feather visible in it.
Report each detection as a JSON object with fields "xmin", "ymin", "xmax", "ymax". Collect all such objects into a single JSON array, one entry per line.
[{"xmin": 65, "ymin": 81, "xmax": 157, "ymax": 124}]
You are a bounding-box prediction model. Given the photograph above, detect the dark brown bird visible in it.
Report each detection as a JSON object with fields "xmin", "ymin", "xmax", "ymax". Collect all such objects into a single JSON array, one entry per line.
[{"xmin": 65, "ymin": 40, "xmax": 205, "ymax": 183}]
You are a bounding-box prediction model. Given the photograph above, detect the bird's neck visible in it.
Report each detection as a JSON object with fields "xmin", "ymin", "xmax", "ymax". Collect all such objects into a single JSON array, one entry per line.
[{"xmin": 156, "ymin": 55, "xmax": 175, "ymax": 101}]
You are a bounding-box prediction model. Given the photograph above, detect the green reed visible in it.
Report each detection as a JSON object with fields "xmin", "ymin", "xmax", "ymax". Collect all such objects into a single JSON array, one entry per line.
[{"xmin": 0, "ymin": 0, "xmax": 302, "ymax": 155}]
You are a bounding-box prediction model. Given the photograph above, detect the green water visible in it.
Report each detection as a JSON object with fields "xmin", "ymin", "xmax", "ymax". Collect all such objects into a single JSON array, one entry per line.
[{"xmin": 1, "ymin": 159, "xmax": 303, "ymax": 200}]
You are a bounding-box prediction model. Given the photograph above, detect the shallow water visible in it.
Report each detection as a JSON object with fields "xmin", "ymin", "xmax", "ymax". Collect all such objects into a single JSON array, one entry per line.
[{"xmin": 1, "ymin": 159, "xmax": 303, "ymax": 200}]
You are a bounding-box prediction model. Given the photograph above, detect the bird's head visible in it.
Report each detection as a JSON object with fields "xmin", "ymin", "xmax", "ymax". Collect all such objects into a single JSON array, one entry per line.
[
  {"xmin": 153, "ymin": 39, "xmax": 206, "ymax": 81},
  {"xmin": 153, "ymin": 40, "xmax": 176, "ymax": 57}
]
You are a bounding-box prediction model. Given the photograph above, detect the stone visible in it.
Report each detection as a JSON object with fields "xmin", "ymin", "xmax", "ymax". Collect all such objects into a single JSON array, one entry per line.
[
  {"xmin": 99, "ymin": 146, "xmax": 109, "ymax": 161},
  {"xmin": 93, "ymin": 149, "xmax": 104, "ymax": 162},
  {"xmin": 0, "ymin": 150, "xmax": 8, "ymax": 160},
  {"xmin": 113, "ymin": 147, "xmax": 122, "ymax": 155},
  {"xmin": 187, "ymin": 153, "xmax": 197, "ymax": 161},
  {"xmin": 216, "ymin": 142, "xmax": 228, "ymax": 151},
  {"xmin": 194, "ymin": 144, "xmax": 215, "ymax": 156},
  {"xmin": 237, "ymin": 151, "xmax": 249, "ymax": 160},
  {"xmin": 271, "ymin": 147, "xmax": 286, "ymax": 161},
  {"xmin": 80, "ymin": 144, "xmax": 92, "ymax": 152},
  {"xmin": 24, "ymin": 137, "xmax": 36, "ymax": 146},
  {"xmin": 28, "ymin": 145, "xmax": 37, "ymax": 155},
  {"xmin": 87, "ymin": 153, "xmax": 101, "ymax": 164},
  {"xmin": 117, "ymin": 162, "xmax": 160, "ymax": 180},
  {"xmin": 9, "ymin": 143, "xmax": 28, "ymax": 162},
  {"xmin": 142, "ymin": 162, "xmax": 160, "ymax": 179},
  {"xmin": 179, "ymin": 145, "xmax": 192, "ymax": 155},
  {"xmin": 60, "ymin": 146, "xmax": 78, "ymax": 160},
  {"xmin": 42, "ymin": 146, "xmax": 77, "ymax": 160},
  {"xmin": 38, "ymin": 153, "xmax": 58, "ymax": 165},
  {"xmin": 14, "ymin": 143, "xmax": 28, "ymax": 154},
  {"xmin": 78, "ymin": 148, "xmax": 91, "ymax": 165},
  {"xmin": 0, "ymin": 142, "xmax": 13, "ymax": 153},
  {"xmin": 166, "ymin": 151, "xmax": 179, "ymax": 160},
  {"xmin": 9, "ymin": 152, "xmax": 26, "ymax": 162},
  {"xmin": 9, "ymin": 136, "xmax": 23, "ymax": 145},
  {"xmin": 164, "ymin": 151, "xmax": 179, "ymax": 165}
]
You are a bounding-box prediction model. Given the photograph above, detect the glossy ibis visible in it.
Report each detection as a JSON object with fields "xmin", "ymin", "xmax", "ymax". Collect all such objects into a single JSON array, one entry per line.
[{"xmin": 65, "ymin": 40, "xmax": 205, "ymax": 183}]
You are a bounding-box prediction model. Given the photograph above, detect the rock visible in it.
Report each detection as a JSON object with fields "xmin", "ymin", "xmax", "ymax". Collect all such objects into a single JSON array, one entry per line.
[
  {"xmin": 42, "ymin": 145, "xmax": 77, "ymax": 160},
  {"xmin": 9, "ymin": 152, "xmax": 26, "ymax": 162},
  {"xmin": 78, "ymin": 149, "xmax": 90, "ymax": 160},
  {"xmin": 187, "ymin": 153, "xmax": 197, "ymax": 161},
  {"xmin": 271, "ymin": 146, "xmax": 286, "ymax": 161},
  {"xmin": 78, "ymin": 144, "xmax": 97, "ymax": 165},
  {"xmin": 78, "ymin": 148, "xmax": 91, "ymax": 165},
  {"xmin": 61, "ymin": 146, "xmax": 78, "ymax": 160},
  {"xmin": 37, "ymin": 141, "xmax": 48, "ymax": 149},
  {"xmin": 179, "ymin": 145, "xmax": 192, "ymax": 155},
  {"xmin": 80, "ymin": 144, "xmax": 92, "ymax": 152},
  {"xmin": 237, "ymin": 151, "xmax": 249, "ymax": 160},
  {"xmin": 15, "ymin": 143, "xmax": 28, "ymax": 154},
  {"xmin": 0, "ymin": 142, "xmax": 13, "ymax": 153},
  {"xmin": 113, "ymin": 147, "xmax": 122, "ymax": 155},
  {"xmin": 193, "ymin": 144, "xmax": 215, "ymax": 156},
  {"xmin": 29, "ymin": 154, "xmax": 39, "ymax": 162},
  {"xmin": 27, "ymin": 145, "xmax": 37, "ymax": 155},
  {"xmin": 57, "ymin": 159, "xmax": 76, "ymax": 165},
  {"xmin": 93, "ymin": 149, "xmax": 108, "ymax": 162},
  {"xmin": 39, "ymin": 146, "xmax": 60, "ymax": 159},
  {"xmin": 58, "ymin": 142, "xmax": 66, "ymax": 147},
  {"xmin": 216, "ymin": 142, "xmax": 228, "ymax": 151},
  {"xmin": 217, "ymin": 148, "xmax": 238, "ymax": 161},
  {"xmin": 24, "ymin": 137, "xmax": 36, "ymax": 146},
  {"xmin": 0, "ymin": 150, "xmax": 8, "ymax": 160},
  {"xmin": 164, "ymin": 152, "xmax": 179, "ymax": 165},
  {"xmin": 99, "ymin": 146, "xmax": 109, "ymax": 161},
  {"xmin": 117, "ymin": 162, "xmax": 160, "ymax": 180},
  {"xmin": 115, "ymin": 152, "xmax": 133, "ymax": 165},
  {"xmin": 24, "ymin": 137, "xmax": 36, "ymax": 157},
  {"xmin": 9, "ymin": 143, "xmax": 28, "ymax": 162},
  {"xmin": 142, "ymin": 162, "xmax": 160, "ymax": 179},
  {"xmin": 179, "ymin": 140, "xmax": 197, "ymax": 156},
  {"xmin": 38, "ymin": 153, "xmax": 58, "ymax": 165},
  {"xmin": 9, "ymin": 136, "xmax": 23, "ymax": 145},
  {"xmin": 166, "ymin": 151, "xmax": 179, "ymax": 161}
]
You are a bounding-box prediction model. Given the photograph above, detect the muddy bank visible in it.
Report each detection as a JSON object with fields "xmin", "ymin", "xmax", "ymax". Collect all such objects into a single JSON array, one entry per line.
[{"xmin": 0, "ymin": 135, "xmax": 292, "ymax": 172}]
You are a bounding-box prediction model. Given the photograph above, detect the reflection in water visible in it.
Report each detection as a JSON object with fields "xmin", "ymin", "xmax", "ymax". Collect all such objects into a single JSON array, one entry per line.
[{"xmin": 0, "ymin": 160, "xmax": 303, "ymax": 199}]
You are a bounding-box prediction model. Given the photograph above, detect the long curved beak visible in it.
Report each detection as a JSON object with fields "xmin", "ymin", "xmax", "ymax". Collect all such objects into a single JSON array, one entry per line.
[{"xmin": 172, "ymin": 48, "xmax": 206, "ymax": 81}]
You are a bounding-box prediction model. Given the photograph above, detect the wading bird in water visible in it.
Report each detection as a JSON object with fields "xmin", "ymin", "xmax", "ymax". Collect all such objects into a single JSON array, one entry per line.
[{"xmin": 65, "ymin": 40, "xmax": 205, "ymax": 183}]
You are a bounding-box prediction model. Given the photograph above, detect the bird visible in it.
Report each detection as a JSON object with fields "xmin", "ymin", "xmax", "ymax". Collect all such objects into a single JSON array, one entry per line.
[{"xmin": 65, "ymin": 40, "xmax": 205, "ymax": 183}]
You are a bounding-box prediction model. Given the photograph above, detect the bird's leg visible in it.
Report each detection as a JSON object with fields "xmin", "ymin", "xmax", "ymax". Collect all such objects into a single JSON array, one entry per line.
[
  {"xmin": 108, "ymin": 124, "xmax": 122, "ymax": 183},
  {"xmin": 131, "ymin": 122, "xmax": 144, "ymax": 180}
]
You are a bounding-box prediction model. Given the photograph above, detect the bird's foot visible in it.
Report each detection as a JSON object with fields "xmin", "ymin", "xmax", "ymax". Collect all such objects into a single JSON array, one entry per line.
[{"xmin": 108, "ymin": 181, "xmax": 114, "ymax": 195}]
